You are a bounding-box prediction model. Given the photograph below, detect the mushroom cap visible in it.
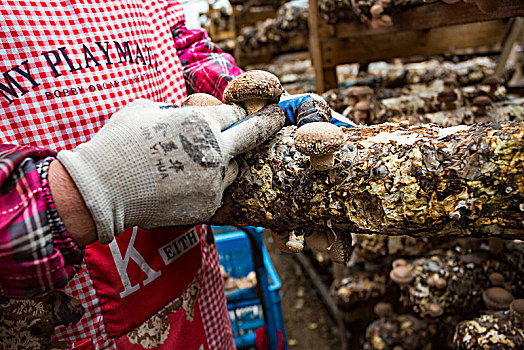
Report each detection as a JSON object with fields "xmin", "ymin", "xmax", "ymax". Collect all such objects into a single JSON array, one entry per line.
[
  {"xmin": 222, "ymin": 70, "xmax": 283, "ymax": 104},
  {"xmin": 326, "ymin": 231, "xmax": 349, "ymax": 264},
  {"xmin": 482, "ymin": 75, "xmax": 504, "ymax": 86},
  {"xmin": 475, "ymin": 0, "xmax": 500, "ymax": 13},
  {"xmin": 374, "ymin": 302, "xmax": 393, "ymax": 318},
  {"xmin": 392, "ymin": 258, "xmax": 408, "ymax": 269},
  {"xmin": 305, "ymin": 231, "xmax": 331, "ymax": 252},
  {"xmin": 370, "ymin": 4, "xmax": 384, "ymax": 17},
  {"xmin": 355, "ymin": 100, "xmax": 371, "ymax": 111},
  {"xmin": 379, "ymin": 15, "xmax": 393, "ymax": 27},
  {"xmin": 473, "ymin": 96, "xmax": 491, "ymax": 107},
  {"xmin": 488, "ymin": 272, "xmax": 505, "ymax": 286},
  {"xmin": 294, "ymin": 122, "xmax": 345, "ymax": 156},
  {"xmin": 437, "ymin": 88, "xmax": 457, "ymax": 102},
  {"xmin": 181, "ymin": 93, "xmax": 222, "ymax": 106},
  {"xmin": 345, "ymin": 86, "xmax": 373, "ymax": 97},
  {"xmin": 286, "ymin": 231, "xmax": 305, "ymax": 253},
  {"xmin": 427, "ymin": 274, "xmax": 447, "ymax": 289},
  {"xmin": 426, "ymin": 303, "xmax": 444, "ymax": 318},
  {"xmin": 390, "ymin": 265, "xmax": 413, "ymax": 285},
  {"xmin": 443, "ymin": 77, "xmax": 458, "ymax": 86},
  {"xmin": 509, "ymin": 299, "xmax": 524, "ymax": 323},
  {"xmin": 482, "ymin": 287, "xmax": 514, "ymax": 310}
]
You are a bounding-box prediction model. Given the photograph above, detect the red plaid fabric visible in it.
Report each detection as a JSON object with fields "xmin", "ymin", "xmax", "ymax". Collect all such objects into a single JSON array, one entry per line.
[
  {"xmin": 0, "ymin": 145, "xmax": 84, "ymax": 298},
  {"xmin": 173, "ymin": 25, "xmax": 243, "ymax": 100},
  {"xmin": 1, "ymin": 0, "xmax": 242, "ymax": 347}
]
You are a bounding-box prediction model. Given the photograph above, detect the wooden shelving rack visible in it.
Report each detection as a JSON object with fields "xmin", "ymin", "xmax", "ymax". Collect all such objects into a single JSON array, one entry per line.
[
  {"xmin": 205, "ymin": 6, "xmax": 236, "ymax": 42},
  {"xmin": 308, "ymin": 0, "xmax": 524, "ymax": 93},
  {"xmin": 235, "ymin": 35, "xmax": 309, "ymax": 67}
]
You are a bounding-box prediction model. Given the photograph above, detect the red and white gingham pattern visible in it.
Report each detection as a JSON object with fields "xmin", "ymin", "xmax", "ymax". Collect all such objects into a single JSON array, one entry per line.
[
  {"xmin": 52, "ymin": 264, "xmax": 116, "ymax": 349},
  {"xmin": 0, "ymin": 0, "xmax": 186, "ymax": 151},
  {"xmin": 199, "ymin": 230, "xmax": 236, "ymax": 350}
]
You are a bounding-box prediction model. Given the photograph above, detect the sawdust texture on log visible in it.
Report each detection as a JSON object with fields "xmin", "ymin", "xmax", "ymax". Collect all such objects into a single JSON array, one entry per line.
[{"xmin": 212, "ymin": 121, "xmax": 524, "ymax": 240}]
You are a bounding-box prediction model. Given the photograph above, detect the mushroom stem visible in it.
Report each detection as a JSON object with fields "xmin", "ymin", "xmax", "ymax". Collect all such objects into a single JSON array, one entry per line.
[
  {"xmin": 286, "ymin": 231, "xmax": 305, "ymax": 252},
  {"xmin": 305, "ymin": 232, "xmax": 331, "ymax": 252},
  {"xmin": 310, "ymin": 153, "xmax": 336, "ymax": 171},
  {"xmin": 244, "ymin": 98, "xmax": 268, "ymax": 115}
]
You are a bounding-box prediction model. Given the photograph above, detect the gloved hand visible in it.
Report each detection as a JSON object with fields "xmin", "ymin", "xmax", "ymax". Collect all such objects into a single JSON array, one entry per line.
[
  {"xmin": 58, "ymin": 99, "xmax": 285, "ymax": 244},
  {"xmin": 278, "ymin": 93, "xmax": 355, "ymax": 127}
]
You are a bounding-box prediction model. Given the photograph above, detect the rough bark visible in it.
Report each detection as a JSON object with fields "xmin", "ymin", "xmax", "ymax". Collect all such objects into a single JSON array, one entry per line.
[
  {"xmin": 211, "ymin": 121, "xmax": 524, "ymax": 240},
  {"xmin": 363, "ymin": 314, "xmax": 440, "ymax": 350},
  {"xmin": 454, "ymin": 311, "xmax": 523, "ymax": 349},
  {"xmin": 375, "ymin": 97, "xmax": 524, "ymax": 125}
]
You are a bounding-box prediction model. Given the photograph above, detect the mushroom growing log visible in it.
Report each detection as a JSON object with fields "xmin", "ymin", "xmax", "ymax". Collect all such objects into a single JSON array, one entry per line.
[
  {"xmin": 378, "ymin": 100, "xmax": 523, "ymax": 127},
  {"xmin": 453, "ymin": 308, "xmax": 524, "ymax": 349},
  {"xmin": 391, "ymin": 244, "xmax": 523, "ymax": 318},
  {"xmin": 211, "ymin": 121, "xmax": 524, "ymax": 244}
]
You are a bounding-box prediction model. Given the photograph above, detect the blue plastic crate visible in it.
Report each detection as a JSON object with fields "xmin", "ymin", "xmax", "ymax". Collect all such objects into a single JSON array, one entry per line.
[{"xmin": 214, "ymin": 227, "xmax": 286, "ymax": 349}]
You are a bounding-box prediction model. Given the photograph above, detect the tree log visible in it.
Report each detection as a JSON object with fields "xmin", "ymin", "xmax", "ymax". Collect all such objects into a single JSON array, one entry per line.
[
  {"xmin": 393, "ymin": 244, "xmax": 523, "ymax": 318},
  {"xmin": 211, "ymin": 121, "xmax": 524, "ymax": 241},
  {"xmin": 364, "ymin": 314, "xmax": 440, "ymax": 350},
  {"xmin": 375, "ymin": 96, "xmax": 524, "ymax": 125}
]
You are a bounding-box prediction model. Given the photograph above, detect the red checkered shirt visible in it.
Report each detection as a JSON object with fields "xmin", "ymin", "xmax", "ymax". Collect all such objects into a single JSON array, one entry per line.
[{"xmin": 0, "ymin": 0, "xmax": 242, "ymax": 348}]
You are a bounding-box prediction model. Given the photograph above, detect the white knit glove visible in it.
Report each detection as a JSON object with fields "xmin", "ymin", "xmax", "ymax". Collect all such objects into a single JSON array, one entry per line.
[{"xmin": 58, "ymin": 99, "xmax": 284, "ymax": 244}]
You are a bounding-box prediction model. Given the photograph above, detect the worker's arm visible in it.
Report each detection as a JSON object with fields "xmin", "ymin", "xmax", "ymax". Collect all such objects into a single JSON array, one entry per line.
[
  {"xmin": 48, "ymin": 160, "xmax": 96, "ymax": 247},
  {"xmin": 172, "ymin": 23, "xmax": 243, "ymax": 100},
  {"xmin": 171, "ymin": 23, "xmax": 350, "ymax": 127},
  {"xmin": 55, "ymin": 100, "xmax": 284, "ymax": 245},
  {"xmin": 0, "ymin": 145, "xmax": 84, "ymax": 298}
]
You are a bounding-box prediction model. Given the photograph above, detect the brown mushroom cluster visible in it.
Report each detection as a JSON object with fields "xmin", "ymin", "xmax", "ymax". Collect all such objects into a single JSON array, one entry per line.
[
  {"xmin": 320, "ymin": 57, "xmax": 522, "ymax": 127},
  {"xmin": 221, "ymin": 266, "xmax": 258, "ymax": 291}
]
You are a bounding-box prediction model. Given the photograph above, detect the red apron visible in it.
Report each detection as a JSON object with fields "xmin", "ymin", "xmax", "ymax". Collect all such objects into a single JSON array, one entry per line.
[{"xmin": 0, "ymin": 0, "xmax": 234, "ymax": 348}]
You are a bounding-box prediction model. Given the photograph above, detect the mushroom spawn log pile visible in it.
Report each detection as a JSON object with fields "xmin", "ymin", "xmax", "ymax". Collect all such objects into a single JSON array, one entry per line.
[
  {"xmin": 235, "ymin": 0, "xmax": 309, "ymax": 54},
  {"xmin": 453, "ymin": 299, "xmax": 524, "ymax": 349},
  {"xmin": 389, "ymin": 242, "xmax": 523, "ymax": 319},
  {"xmin": 320, "ymin": 57, "xmax": 524, "ymax": 127},
  {"xmin": 212, "ymin": 121, "xmax": 524, "ymax": 262},
  {"xmin": 319, "ymin": 0, "xmax": 503, "ymax": 26}
]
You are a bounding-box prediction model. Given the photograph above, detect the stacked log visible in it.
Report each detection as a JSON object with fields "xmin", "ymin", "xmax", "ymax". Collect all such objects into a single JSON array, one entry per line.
[
  {"xmin": 236, "ymin": 0, "xmax": 309, "ymax": 53},
  {"xmin": 318, "ymin": 0, "xmax": 492, "ymax": 26}
]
